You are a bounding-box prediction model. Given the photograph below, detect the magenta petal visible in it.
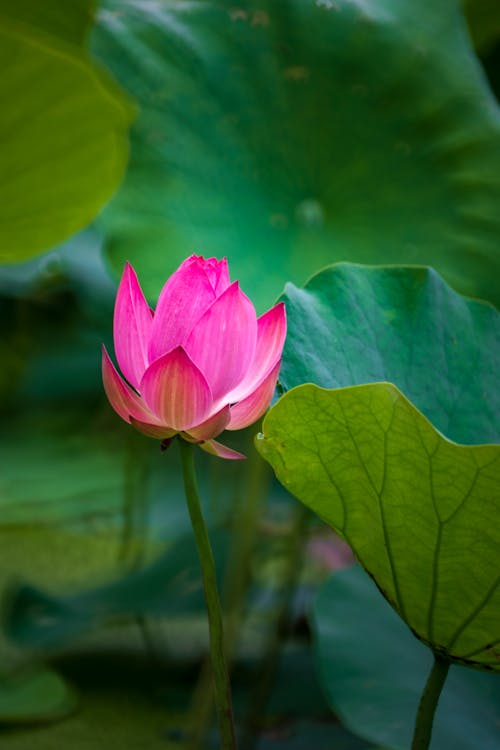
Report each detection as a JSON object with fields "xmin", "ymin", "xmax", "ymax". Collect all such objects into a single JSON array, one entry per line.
[
  {"xmin": 185, "ymin": 281, "xmax": 257, "ymax": 401},
  {"xmin": 113, "ymin": 263, "xmax": 153, "ymax": 390},
  {"xmin": 227, "ymin": 360, "xmax": 281, "ymax": 431},
  {"xmin": 148, "ymin": 257, "xmax": 217, "ymax": 361},
  {"xmin": 201, "ymin": 256, "xmax": 231, "ymax": 295},
  {"xmin": 225, "ymin": 302, "xmax": 286, "ymax": 403},
  {"xmin": 185, "ymin": 404, "xmax": 231, "ymax": 441},
  {"xmin": 214, "ymin": 258, "xmax": 230, "ymax": 294},
  {"xmin": 198, "ymin": 439, "xmax": 246, "ymax": 460},
  {"xmin": 140, "ymin": 347, "xmax": 213, "ymax": 431},
  {"xmin": 213, "ymin": 258, "xmax": 230, "ymax": 294},
  {"xmin": 129, "ymin": 418, "xmax": 177, "ymax": 440},
  {"xmin": 102, "ymin": 346, "xmax": 160, "ymax": 424}
]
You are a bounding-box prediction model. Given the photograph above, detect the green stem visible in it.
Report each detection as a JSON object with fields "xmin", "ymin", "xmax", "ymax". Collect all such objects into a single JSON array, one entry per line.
[
  {"xmin": 411, "ymin": 653, "xmax": 450, "ymax": 750},
  {"xmin": 188, "ymin": 444, "xmax": 270, "ymax": 749},
  {"xmin": 178, "ymin": 439, "xmax": 238, "ymax": 750}
]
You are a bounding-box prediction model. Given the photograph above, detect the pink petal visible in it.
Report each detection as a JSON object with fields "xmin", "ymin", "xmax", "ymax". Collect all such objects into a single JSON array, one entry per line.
[
  {"xmin": 225, "ymin": 302, "xmax": 286, "ymax": 403},
  {"xmin": 140, "ymin": 346, "xmax": 213, "ymax": 431},
  {"xmin": 129, "ymin": 418, "xmax": 177, "ymax": 440},
  {"xmin": 198, "ymin": 439, "xmax": 246, "ymax": 460},
  {"xmin": 113, "ymin": 263, "xmax": 153, "ymax": 390},
  {"xmin": 201, "ymin": 256, "xmax": 231, "ymax": 295},
  {"xmin": 185, "ymin": 404, "xmax": 231, "ymax": 441},
  {"xmin": 227, "ymin": 360, "xmax": 281, "ymax": 430},
  {"xmin": 102, "ymin": 345, "xmax": 161, "ymax": 424},
  {"xmin": 148, "ymin": 257, "xmax": 218, "ymax": 361},
  {"xmin": 185, "ymin": 281, "xmax": 257, "ymax": 401}
]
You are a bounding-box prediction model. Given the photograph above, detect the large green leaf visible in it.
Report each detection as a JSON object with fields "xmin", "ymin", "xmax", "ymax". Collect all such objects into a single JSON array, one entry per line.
[
  {"xmin": 256, "ymin": 382, "xmax": 500, "ymax": 670},
  {"xmin": 311, "ymin": 565, "xmax": 500, "ymax": 749},
  {"xmin": 0, "ymin": 669, "xmax": 77, "ymax": 725},
  {"xmin": 0, "ymin": 0, "xmax": 132, "ymax": 263},
  {"xmin": 91, "ymin": 0, "xmax": 500, "ymax": 310},
  {"xmin": 279, "ymin": 264, "xmax": 499, "ymax": 445}
]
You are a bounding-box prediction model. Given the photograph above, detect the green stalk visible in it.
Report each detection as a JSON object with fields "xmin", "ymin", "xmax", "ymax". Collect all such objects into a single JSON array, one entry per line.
[
  {"xmin": 178, "ymin": 439, "xmax": 237, "ymax": 750},
  {"xmin": 188, "ymin": 441, "xmax": 270, "ymax": 749},
  {"xmin": 411, "ymin": 653, "xmax": 450, "ymax": 750}
]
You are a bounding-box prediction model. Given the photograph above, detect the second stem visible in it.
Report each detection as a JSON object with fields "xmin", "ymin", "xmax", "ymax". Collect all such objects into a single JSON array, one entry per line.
[{"xmin": 411, "ymin": 653, "xmax": 450, "ymax": 750}]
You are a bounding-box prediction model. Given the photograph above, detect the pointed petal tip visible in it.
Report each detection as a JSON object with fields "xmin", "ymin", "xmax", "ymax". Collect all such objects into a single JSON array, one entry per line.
[
  {"xmin": 101, "ymin": 347, "xmax": 133, "ymax": 424},
  {"xmin": 198, "ymin": 439, "xmax": 246, "ymax": 460},
  {"xmin": 114, "ymin": 260, "xmax": 153, "ymax": 389},
  {"xmin": 120, "ymin": 260, "xmax": 136, "ymax": 281},
  {"xmin": 101, "ymin": 344, "xmax": 116, "ymax": 373},
  {"xmin": 275, "ymin": 300, "xmax": 286, "ymax": 315},
  {"xmin": 102, "ymin": 346, "xmax": 163, "ymax": 427}
]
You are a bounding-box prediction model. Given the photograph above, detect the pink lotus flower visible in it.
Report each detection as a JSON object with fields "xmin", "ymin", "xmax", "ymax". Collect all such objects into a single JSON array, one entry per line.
[{"xmin": 102, "ymin": 255, "xmax": 286, "ymax": 459}]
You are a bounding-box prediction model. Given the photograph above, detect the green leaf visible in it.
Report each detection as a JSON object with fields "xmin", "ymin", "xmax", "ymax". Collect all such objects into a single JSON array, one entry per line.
[
  {"xmin": 0, "ymin": 0, "xmax": 133, "ymax": 263},
  {"xmin": 5, "ymin": 530, "xmax": 229, "ymax": 650},
  {"xmin": 91, "ymin": 0, "xmax": 500, "ymax": 310},
  {"xmin": 0, "ymin": 409, "xmax": 150, "ymax": 666},
  {"xmin": 312, "ymin": 565, "xmax": 500, "ymax": 750},
  {"xmin": 0, "ymin": 640, "xmax": 372, "ymax": 749},
  {"xmin": 0, "ymin": 406, "xmax": 261, "ymax": 660},
  {"xmin": 256, "ymin": 382, "xmax": 500, "ymax": 671},
  {"xmin": 0, "ymin": 230, "xmax": 118, "ymax": 410},
  {"xmin": 0, "ymin": 658, "xmax": 190, "ymax": 749},
  {"xmin": 0, "ymin": 410, "xmax": 130, "ymax": 527},
  {"xmin": 464, "ymin": 0, "xmax": 500, "ymax": 53},
  {"xmin": 0, "ymin": 0, "xmax": 94, "ymax": 45},
  {"xmin": 279, "ymin": 263, "xmax": 499, "ymax": 445},
  {"xmin": 0, "ymin": 669, "xmax": 77, "ymax": 724}
]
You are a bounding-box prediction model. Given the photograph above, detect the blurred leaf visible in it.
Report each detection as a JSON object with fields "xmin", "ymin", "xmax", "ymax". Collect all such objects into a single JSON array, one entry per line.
[
  {"xmin": 0, "ymin": 652, "xmax": 187, "ymax": 748},
  {"xmin": 0, "ymin": 0, "xmax": 94, "ymax": 44},
  {"xmin": 248, "ymin": 643, "xmax": 376, "ymax": 749},
  {"xmin": 0, "ymin": 231, "xmax": 117, "ymax": 409},
  {"xmin": 257, "ymin": 383, "xmax": 500, "ymax": 670},
  {"xmin": 0, "ymin": 637, "xmax": 373, "ymax": 749},
  {"xmin": 5, "ymin": 531, "xmax": 229, "ymax": 650},
  {"xmin": 0, "ymin": 408, "xmax": 152, "ymax": 668},
  {"xmin": 0, "ymin": 668, "xmax": 77, "ymax": 725},
  {"xmin": 0, "ymin": 409, "xmax": 130, "ymax": 526},
  {"xmin": 91, "ymin": 0, "xmax": 500, "ymax": 310},
  {"xmin": 312, "ymin": 566, "xmax": 500, "ymax": 749},
  {"xmin": 0, "ymin": 0, "xmax": 132, "ymax": 262},
  {"xmin": 0, "ymin": 229, "xmax": 115, "ymax": 305},
  {"xmin": 279, "ymin": 263, "xmax": 499, "ymax": 444},
  {"xmin": 0, "ymin": 413, "xmax": 262, "ymax": 659},
  {"xmin": 464, "ymin": 0, "xmax": 500, "ymax": 53},
  {"xmin": 255, "ymin": 720, "xmax": 374, "ymax": 750}
]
